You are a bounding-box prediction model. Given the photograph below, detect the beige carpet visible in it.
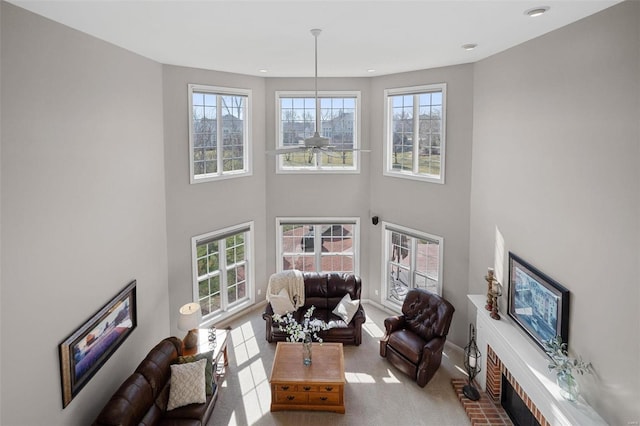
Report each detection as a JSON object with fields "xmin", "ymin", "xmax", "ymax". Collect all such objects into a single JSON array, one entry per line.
[{"xmin": 209, "ymin": 302, "xmax": 472, "ymax": 426}]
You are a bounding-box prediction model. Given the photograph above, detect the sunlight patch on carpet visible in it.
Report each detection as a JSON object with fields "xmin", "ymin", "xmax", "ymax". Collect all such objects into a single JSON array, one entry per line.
[
  {"xmin": 345, "ymin": 371, "xmax": 376, "ymax": 383},
  {"xmin": 382, "ymin": 368, "xmax": 402, "ymax": 383}
]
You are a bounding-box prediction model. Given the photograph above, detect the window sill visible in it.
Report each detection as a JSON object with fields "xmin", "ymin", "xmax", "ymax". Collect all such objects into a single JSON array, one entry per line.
[{"xmin": 383, "ymin": 170, "xmax": 444, "ymax": 184}]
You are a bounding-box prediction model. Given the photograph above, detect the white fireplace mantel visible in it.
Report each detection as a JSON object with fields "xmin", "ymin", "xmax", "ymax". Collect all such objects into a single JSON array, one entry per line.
[{"xmin": 469, "ymin": 294, "xmax": 606, "ymax": 426}]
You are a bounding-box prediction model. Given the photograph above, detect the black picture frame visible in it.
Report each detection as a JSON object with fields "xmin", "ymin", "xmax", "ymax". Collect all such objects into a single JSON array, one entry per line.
[
  {"xmin": 58, "ymin": 280, "xmax": 137, "ymax": 408},
  {"xmin": 507, "ymin": 253, "xmax": 569, "ymax": 351}
]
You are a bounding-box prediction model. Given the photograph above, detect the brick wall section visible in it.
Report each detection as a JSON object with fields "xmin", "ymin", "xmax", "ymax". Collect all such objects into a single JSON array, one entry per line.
[
  {"xmin": 486, "ymin": 345, "xmax": 502, "ymax": 403},
  {"xmin": 484, "ymin": 344, "xmax": 551, "ymax": 426}
]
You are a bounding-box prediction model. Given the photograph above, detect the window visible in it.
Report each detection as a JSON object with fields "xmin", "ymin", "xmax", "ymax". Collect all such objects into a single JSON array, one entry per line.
[
  {"xmin": 189, "ymin": 84, "xmax": 251, "ymax": 183},
  {"xmin": 384, "ymin": 84, "xmax": 446, "ymax": 183},
  {"xmin": 276, "ymin": 91, "xmax": 361, "ymax": 172},
  {"xmin": 382, "ymin": 222, "xmax": 443, "ymax": 309},
  {"xmin": 276, "ymin": 218, "xmax": 359, "ymax": 274},
  {"xmin": 191, "ymin": 222, "xmax": 254, "ymax": 322}
]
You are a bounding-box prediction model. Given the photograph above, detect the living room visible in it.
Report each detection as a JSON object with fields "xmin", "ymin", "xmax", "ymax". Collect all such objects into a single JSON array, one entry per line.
[{"xmin": 1, "ymin": 1, "xmax": 638, "ymax": 425}]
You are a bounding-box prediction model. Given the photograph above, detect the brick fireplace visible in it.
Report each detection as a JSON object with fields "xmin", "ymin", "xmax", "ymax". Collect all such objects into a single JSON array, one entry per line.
[
  {"xmin": 486, "ymin": 345, "xmax": 549, "ymax": 425},
  {"xmin": 468, "ymin": 295, "xmax": 606, "ymax": 426}
]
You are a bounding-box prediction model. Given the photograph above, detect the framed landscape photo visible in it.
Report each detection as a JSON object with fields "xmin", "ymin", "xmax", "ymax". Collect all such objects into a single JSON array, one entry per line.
[
  {"xmin": 507, "ymin": 253, "xmax": 569, "ymax": 351},
  {"xmin": 59, "ymin": 280, "xmax": 137, "ymax": 408}
]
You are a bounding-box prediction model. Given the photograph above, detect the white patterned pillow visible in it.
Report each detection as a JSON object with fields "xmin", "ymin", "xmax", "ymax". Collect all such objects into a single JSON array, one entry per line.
[
  {"xmin": 167, "ymin": 357, "xmax": 207, "ymax": 410},
  {"xmin": 332, "ymin": 293, "xmax": 360, "ymax": 324}
]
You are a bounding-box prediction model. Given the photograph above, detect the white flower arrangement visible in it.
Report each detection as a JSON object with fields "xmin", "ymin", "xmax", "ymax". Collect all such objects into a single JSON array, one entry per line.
[
  {"xmin": 543, "ymin": 335, "xmax": 593, "ymax": 377},
  {"xmin": 272, "ymin": 305, "xmax": 329, "ymax": 342}
]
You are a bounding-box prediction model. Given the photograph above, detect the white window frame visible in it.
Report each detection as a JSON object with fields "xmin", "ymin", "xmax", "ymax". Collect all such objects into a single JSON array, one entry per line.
[
  {"xmin": 191, "ymin": 221, "xmax": 255, "ymax": 324},
  {"xmin": 381, "ymin": 221, "xmax": 444, "ymax": 311},
  {"xmin": 276, "ymin": 217, "xmax": 360, "ymax": 275},
  {"xmin": 383, "ymin": 83, "xmax": 446, "ymax": 184},
  {"xmin": 188, "ymin": 84, "xmax": 252, "ymax": 184},
  {"xmin": 275, "ymin": 91, "xmax": 361, "ymax": 174}
]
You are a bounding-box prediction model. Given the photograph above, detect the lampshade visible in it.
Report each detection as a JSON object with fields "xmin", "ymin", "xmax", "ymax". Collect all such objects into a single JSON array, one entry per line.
[{"xmin": 177, "ymin": 302, "xmax": 201, "ymax": 331}]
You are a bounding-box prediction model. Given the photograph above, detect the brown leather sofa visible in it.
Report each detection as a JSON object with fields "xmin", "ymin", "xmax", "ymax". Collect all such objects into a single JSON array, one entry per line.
[
  {"xmin": 262, "ymin": 272, "xmax": 365, "ymax": 345},
  {"xmin": 379, "ymin": 288, "xmax": 455, "ymax": 387},
  {"xmin": 93, "ymin": 337, "xmax": 216, "ymax": 426}
]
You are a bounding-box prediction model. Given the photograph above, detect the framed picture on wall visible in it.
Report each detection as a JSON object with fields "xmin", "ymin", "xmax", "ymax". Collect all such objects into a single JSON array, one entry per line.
[
  {"xmin": 507, "ymin": 253, "xmax": 569, "ymax": 351},
  {"xmin": 58, "ymin": 280, "xmax": 137, "ymax": 408}
]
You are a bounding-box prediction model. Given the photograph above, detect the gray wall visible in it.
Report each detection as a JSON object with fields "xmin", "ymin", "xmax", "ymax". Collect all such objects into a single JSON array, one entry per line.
[
  {"xmin": 369, "ymin": 66, "xmax": 474, "ymax": 346},
  {"xmin": 469, "ymin": 1, "xmax": 640, "ymax": 424},
  {"xmin": 2, "ymin": 0, "xmax": 638, "ymax": 424},
  {"xmin": 1, "ymin": 3, "xmax": 169, "ymax": 424},
  {"xmin": 162, "ymin": 65, "xmax": 267, "ymax": 336},
  {"xmin": 264, "ymin": 77, "xmax": 372, "ymax": 292}
]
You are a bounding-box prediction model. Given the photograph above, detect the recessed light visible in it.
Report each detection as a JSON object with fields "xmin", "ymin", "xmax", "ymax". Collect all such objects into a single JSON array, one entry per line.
[
  {"xmin": 259, "ymin": 69, "xmax": 268, "ymax": 73},
  {"xmin": 462, "ymin": 43, "xmax": 477, "ymax": 51},
  {"xmin": 367, "ymin": 69, "xmax": 376, "ymax": 73},
  {"xmin": 525, "ymin": 6, "xmax": 549, "ymax": 17}
]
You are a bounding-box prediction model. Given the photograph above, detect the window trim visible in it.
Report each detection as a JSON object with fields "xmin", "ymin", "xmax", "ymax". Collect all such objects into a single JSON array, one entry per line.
[
  {"xmin": 380, "ymin": 221, "xmax": 444, "ymax": 311},
  {"xmin": 383, "ymin": 83, "xmax": 446, "ymax": 184},
  {"xmin": 275, "ymin": 91, "xmax": 362, "ymax": 174},
  {"xmin": 191, "ymin": 221, "xmax": 255, "ymax": 325},
  {"xmin": 276, "ymin": 217, "xmax": 360, "ymax": 275},
  {"xmin": 188, "ymin": 84, "xmax": 253, "ymax": 184}
]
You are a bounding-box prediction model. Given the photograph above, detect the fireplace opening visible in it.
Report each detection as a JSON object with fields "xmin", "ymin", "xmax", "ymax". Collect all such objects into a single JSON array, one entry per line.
[{"xmin": 501, "ymin": 374, "xmax": 540, "ymax": 426}]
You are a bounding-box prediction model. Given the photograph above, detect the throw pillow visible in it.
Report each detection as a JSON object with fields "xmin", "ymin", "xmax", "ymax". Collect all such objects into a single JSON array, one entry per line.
[
  {"xmin": 332, "ymin": 293, "xmax": 360, "ymax": 324},
  {"xmin": 270, "ymin": 288, "xmax": 295, "ymax": 315},
  {"xmin": 176, "ymin": 350, "xmax": 214, "ymax": 395},
  {"xmin": 167, "ymin": 358, "xmax": 207, "ymax": 411}
]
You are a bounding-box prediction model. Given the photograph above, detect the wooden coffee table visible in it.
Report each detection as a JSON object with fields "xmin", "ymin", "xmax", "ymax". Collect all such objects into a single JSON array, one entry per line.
[{"xmin": 269, "ymin": 342, "xmax": 345, "ymax": 413}]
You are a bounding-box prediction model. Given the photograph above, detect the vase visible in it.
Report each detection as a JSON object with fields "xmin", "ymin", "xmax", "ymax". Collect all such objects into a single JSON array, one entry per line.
[
  {"xmin": 302, "ymin": 334, "xmax": 312, "ymax": 366},
  {"xmin": 556, "ymin": 372, "xmax": 579, "ymax": 401}
]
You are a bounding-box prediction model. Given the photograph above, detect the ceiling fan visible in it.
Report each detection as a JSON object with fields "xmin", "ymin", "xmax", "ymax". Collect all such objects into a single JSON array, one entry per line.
[{"xmin": 269, "ymin": 29, "xmax": 368, "ymax": 158}]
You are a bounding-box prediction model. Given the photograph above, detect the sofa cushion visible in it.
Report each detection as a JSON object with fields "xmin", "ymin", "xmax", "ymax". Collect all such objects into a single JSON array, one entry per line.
[
  {"xmin": 332, "ymin": 293, "xmax": 360, "ymax": 324},
  {"xmin": 167, "ymin": 358, "xmax": 207, "ymax": 411},
  {"xmin": 176, "ymin": 350, "xmax": 214, "ymax": 395},
  {"xmin": 94, "ymin": 373, "xmax": 154, "ymax": 426}
]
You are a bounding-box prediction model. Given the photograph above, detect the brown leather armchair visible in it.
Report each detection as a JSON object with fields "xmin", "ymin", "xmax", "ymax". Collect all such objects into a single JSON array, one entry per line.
[{"xmin": 379, "ymin": 289, "xmax": 455, "ymax": 387}]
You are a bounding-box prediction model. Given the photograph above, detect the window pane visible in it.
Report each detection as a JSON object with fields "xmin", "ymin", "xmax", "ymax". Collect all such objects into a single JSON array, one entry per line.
[
  {"xmin": 384, "ymin": 227, "xmax": 442, "ymax": 306},
  {"xmin": 391, "ymin": 95, "xmax": 414, "ymax": 172},
  {"xmin": 194, "ymin": 227, "xmax": 250, "ymax": 319},
  {"xmin": 280, "ymin": 222, "xmax": 355, "ymax": 274},
  {"xmin": 191, "ymin": 88, "xmax": 249, "ymax": 180},
  {"xmin": 279, "ymin": 94, "xmax": 358, "ymax": 171},
  {"xmin": 386, "ymin": 86, "xmax": 445, "ymax": 181}
]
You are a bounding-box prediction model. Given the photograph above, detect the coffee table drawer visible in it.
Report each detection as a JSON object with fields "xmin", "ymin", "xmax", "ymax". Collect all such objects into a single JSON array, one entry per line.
[
  {"xmin": 309, "ymin": 392, "xmax": 340, "ymax": 405},
  {"xmin": 274, "ymin": 391, "xmax": 308, "ymax": 404},
  {"xmin": 274, "ymin": 384, "xmax": 297, "ymax": 392}
]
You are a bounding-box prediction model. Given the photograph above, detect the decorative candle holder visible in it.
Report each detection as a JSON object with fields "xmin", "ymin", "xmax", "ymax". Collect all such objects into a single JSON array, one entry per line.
[
  {"xmin": 463, "ymin": 323, "xmax": 481, "ymax": 401},
  {"xmin": 490, "ymin": 281, "xmax": 503, "ymax": 320},
  {"xmin": 485, "ymin": 267, "xmax": 495, "ymax": 311}
]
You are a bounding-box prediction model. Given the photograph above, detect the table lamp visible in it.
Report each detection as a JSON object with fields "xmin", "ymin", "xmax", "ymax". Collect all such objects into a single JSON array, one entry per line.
[{"xmin": 178, "ymin": 302, "xmax": 202, "ymax": 350}]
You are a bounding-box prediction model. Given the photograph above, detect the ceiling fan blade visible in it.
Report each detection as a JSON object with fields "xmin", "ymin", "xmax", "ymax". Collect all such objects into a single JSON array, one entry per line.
[{"xmin": 266, "ymin": 146, "xmax": 307, "ymax": 155}]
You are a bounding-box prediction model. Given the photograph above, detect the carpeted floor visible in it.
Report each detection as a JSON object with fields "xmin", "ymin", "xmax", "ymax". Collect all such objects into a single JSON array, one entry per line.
[{"xmin": 209, "ymin": 302, "xmax": 472, "ymax": 426}]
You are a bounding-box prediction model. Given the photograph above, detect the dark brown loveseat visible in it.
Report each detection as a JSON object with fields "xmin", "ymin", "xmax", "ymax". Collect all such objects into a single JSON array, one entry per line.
[
  {"xmin": 93, "ymin": 337, "xmax": 216, "ymax": 426},
  {"xmin": 262, "ymin": 272, "xmax": 365, "ymax": 345}
]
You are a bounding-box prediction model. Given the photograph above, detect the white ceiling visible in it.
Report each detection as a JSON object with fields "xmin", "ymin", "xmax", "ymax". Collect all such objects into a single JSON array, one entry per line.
[{"xmin": 9, "ymin": 0, "xmax": 620, "ymax": 77}]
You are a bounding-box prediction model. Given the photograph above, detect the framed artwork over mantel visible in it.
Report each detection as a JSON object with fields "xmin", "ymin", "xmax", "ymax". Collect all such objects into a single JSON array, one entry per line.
[
  {"xmin": 58, "ymin": 280, "xmax": 137, "ymax": 408},
  {"xmin": 507, "ymin": 253, "xmax": 569, "ymax": 351}
]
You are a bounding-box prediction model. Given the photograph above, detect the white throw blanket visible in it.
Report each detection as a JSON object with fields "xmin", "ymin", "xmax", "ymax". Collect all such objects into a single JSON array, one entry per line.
[{"xmin": 266, "ymin": 270, "xmax": 305, "ymax": 309}]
